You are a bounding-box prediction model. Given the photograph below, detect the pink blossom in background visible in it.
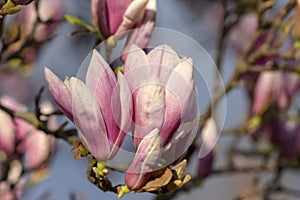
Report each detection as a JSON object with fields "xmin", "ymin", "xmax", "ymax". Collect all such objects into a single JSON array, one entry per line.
[
  {"xmin": 0, "ymin": 96, "xmax": 57, "ymax": 170},
  {"xmin": 229, "ymin": 13, "xmax": 258, "ymax": 53},
  {"xmin": 3, "ymin": 0, "xmax": 65, "ymax": 67},
  {"xmin": 0, "ymin": 96, "xmax": 27, "ymax": 156},
  {"xmin": 0, "ymin": 177, "xmax": 27, "ymax": 200},
  {"xmin": 15, "ymin": 0, "xmax": 64, "ymax": 41},
  {"xmin": 0, "ymin": 72, "xmax": 32, "ymax": 103},
  {"xmin": 229, "ymin": 13, "xmax": 300, "ymax": 115},
  {"xmin": 0, "ymin": 181, "xmax": 14, "ymax": 200},
  {"xmin": 197, "ymin": 118, "xmax": 217, "ymax": 178},
  {"xmin": 252, "ymin": 71, "xmax": 300, "ymax": 115},
  {"xmin": 22, "ymin": 101, "xmax": 58, "ymax": 170}
]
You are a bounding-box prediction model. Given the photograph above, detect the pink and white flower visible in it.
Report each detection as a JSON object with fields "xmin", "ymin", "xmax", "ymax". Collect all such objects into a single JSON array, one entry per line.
[
  {"xmin": 44, "ymin": 45, "xmax": 198, "ymax": 191},
  {"xmin": 91, "ymin": 0, "xmax": 156, "ymax": 61},
  {"xmin": 44, "ymin": 50, "xmax": 132, "ymax": 161}
]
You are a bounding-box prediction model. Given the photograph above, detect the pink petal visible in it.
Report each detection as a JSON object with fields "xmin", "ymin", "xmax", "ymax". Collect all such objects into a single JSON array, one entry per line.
[
  {"xmin": 277, "ymin": 73, "xmax": 300, "ymax": 110},
  {"xmin": 229, "ymin": 13, "xmax": 258, "ymax": 53},
  {"xmin": 70, "ymin": 77, "xmax": 110, "ymax": 161},
  {"xmin": 108, "ymin": 72, "xmax": 132, "ymax": 159},
  {"xmin": 106, "ymin": 0, "xmax": 132, "ymax": 35},
  {"xmin": 160, "ymin": 90, "xmax": 181, "ymax": 146},
  {"xmin": 92, "ymin": 0, "xmax": 132, "ymax": 37},
  {"xmin": 38, "ymin": 0, "xmax": 64, "ymax": 21},
  {"xmin": 24, "ymin": 130, "xmax": 52, "ymax": 170},
  {"xmin": 44, "ymin": 68, "xmax": 73, "ymax": 121},
  {"xmin": 14, "ymin": 119, "xmax": 32, "ymax": 142},
  {"xmin": 114, "ymin": 0, "xmax": 148, "ymax": 38},
  {"xmin": 252, "ymin": 71, "xmax": 275, "ymax": 115},
  {"xmin": 133, "ymin": 75, "xmax": 165, "ymax": 147},
  {"xmin": 91, "ymin": 0, "xmax": 109, "ymax": 37},
  {"xmin": 162, "ymin": 117, "xmax": 199, "ymax": 164},
  {"xmin": 199, "ymin": 118, "xmax": 218, "ymax": 159},
  {"xmin": 277, "ymin": 74, "xmax": 289, "ymax": 110},
  {"xmin": 0, "ymin": 182, "xmax": 14, "ymax": 200},
  {"xmin": 147, "ymin": 45, "xmax": 181, "ymax": 83},
  {"xmin": 85, "ymin": 50, "xmax": 120, "ymax": 146},
  {"xmin": 121, "ymin": 0, "xmax": 156, "ymax": 62},
  {"xmin": 0, "ymin": 109, "xmax": 15, "ymax": 155},
  {"xmin": 125, "ymin": 129, "xmax": 162, "ymax": 190},
  {"xmin": 123, "ymin": 45, "xmax": 150, "ymax": 91},
  {"xmin": 124, "ymin": 45, "xmax": 149, "ymax": 74},
  {"xmin": 0, "ymin": 96, "xmax": 28, "ymax": 154},
  {"xmin": 160, "ymin": 58, "xmax": 194, "ymax": 145}
]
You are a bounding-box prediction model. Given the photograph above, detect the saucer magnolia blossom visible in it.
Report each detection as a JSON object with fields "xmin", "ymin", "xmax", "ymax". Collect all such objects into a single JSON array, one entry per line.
[
  {"xmin": 252, "ymin": 71, "xmax": 300, "ymax": 115},
  {"xmin": 124, "ymin": 45, "xmax": 196, "ymax": 190},
  {"xmin": 44, "ymin": 50, "xmax": 132, "ymax": 161},
  {"xmin": 0, "ymin": 96, "xmax": 57, "ymax": 170},
  {"xmin": 45, "ymin": 45, "xmax": 197, "ymax": 191},
  {"xmin": 124, "ymin": 45, "xmax": 195, "ymax": 147},
  {"xmin": 92, "ymin": 0, "xmax": 156, "ymax": 37},
  {"xmin": 91, "ymin": 0, "xmax": 156, "ymax": 60}
]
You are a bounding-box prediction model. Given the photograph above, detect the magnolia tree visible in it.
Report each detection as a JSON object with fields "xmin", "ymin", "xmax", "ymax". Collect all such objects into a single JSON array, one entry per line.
[{"xmin": 0, "ymin": 0, "xmax": 300, "ymax": 199}]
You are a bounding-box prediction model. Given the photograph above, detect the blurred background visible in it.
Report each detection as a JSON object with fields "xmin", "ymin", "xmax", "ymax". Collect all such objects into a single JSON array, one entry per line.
[{"xmin": 1, "ymin": 0, "xmax": 300, "ymax": 199}]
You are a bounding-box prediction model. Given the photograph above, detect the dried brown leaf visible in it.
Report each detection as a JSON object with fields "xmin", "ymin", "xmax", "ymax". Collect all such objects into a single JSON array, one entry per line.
[
  {"xmin": 173, "ymin": 159, "xmax": 187, "ymax": 180},
  {"xmin": 71, "ymin": 142, "xmax": 90, "ymax": 159},
  {"xmin": 140, "ymin": 168, "xmax": 173, "ymax": 192}
]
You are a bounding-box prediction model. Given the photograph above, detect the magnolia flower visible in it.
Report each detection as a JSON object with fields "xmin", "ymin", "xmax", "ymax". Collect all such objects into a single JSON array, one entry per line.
[
  {"xmin": 21, "ymin": 102, "xmax": 57, "ymax": 170},
  {"xmin": 0, "ymin": 96, "xmax": 27, "ymax": 156},
  {"xmin": 124, "ymin": 45, "xmax": 197, "ymax": 190},
  {"xmin": 16, "ymin": 0, "xmax": 64, "ymax": 41},
  {"xmin": 44, "ymin": 50, "xmax": 132, "ymax": 161},
  {"xmin": 124, "ymin": 45, "xmax": 196, "ymax": 147},
  {"xmin": 45, "ymin": 45, "xmax": 198, "ymax": 190},
  {"xmin": 252, "ymin": 71, "xmax": 300, "ymax": 115},
  {"xmin": 4, "ymin": 0, "xmax": 64, "ymax": 67},
  {"xmin": 0, "ymin": 179, "xmax": 26, "ymax": 200},
  {"xmin": 229, "ymin": 13, "xmax": 258, "ymax": 53},
  {"xmin": 0, "ymin": 96, "xmax": 57, "ymax": 170},
  {"xmin": 0, "ymin": 181, "xmax": 14, "ymax": 200},
  {"xmin": 91, "ymin": 0, "xmax": 156, "ymax": 61}
]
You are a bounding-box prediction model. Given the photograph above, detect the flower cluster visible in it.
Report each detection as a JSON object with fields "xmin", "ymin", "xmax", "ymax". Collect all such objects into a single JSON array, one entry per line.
[
  {"xmin": 3, "ymin": 0, "xmax": 64, "ymax": 68},
  {"xmin": 0, "ymin": 96, "xmax": 57, "ymax": 169},
  {"xmin": 45, "ymin": 44, "xmax": 198, "ymax": 190},
  {"xmin": 0, "ymin": 96, "xmax": 57, "ymax": 199},
  {"xmin": 230, "ymin": 8, "xmax": 300, "ymax": 158}
]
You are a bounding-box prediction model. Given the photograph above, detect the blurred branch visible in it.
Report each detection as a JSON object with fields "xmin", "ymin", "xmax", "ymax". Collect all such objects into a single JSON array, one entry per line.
[{"xmin": 0, "ymin": 91, "xmax": 79, "ymax": 145}]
